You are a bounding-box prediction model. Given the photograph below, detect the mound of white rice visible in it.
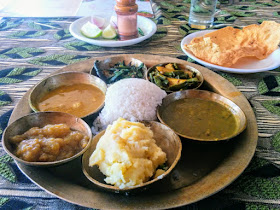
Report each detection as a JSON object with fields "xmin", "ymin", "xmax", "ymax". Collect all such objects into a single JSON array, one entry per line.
[{"xmin": 95, "ymin": 78, "xmax": 167, "ymax": 130}]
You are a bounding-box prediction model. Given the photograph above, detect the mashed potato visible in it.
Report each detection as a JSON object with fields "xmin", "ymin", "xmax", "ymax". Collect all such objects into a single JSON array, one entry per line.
[{"xmin": 89, "ymin": 118, "xmax": 167, "ymax": 189}]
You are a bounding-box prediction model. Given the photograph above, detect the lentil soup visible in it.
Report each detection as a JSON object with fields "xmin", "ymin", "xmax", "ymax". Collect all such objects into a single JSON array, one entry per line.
[{"xmin": 161, "ymin": 98, "xmax": 238, "ymax": 140}]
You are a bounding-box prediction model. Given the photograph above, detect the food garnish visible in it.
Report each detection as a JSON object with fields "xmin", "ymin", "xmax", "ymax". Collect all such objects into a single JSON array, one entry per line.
[
  {"xmin": 94, "ymin": 60, "xmax": 145, "ymax": 83},
  {"xmin": 81, "ymin": 21, "xmax": 102, "ymax": 38},
  {"xmin": 138, "ymin": 27, "xmax": 144, "ymax": 36},
  {"xmin": 184, "ymin": 21, "xmax": 280, "ymax": 67},
  {"xmin": 102, "ymin": 24, "xmax": 118, "ymax": 39},
  {"xmin": 81, "ymin": 16, "xmax": 118, "ymax": 40},
  {"xmin": 148, "ymin": 63, "xmax": 200, "ymax": 91},
  {"xmin": 91, "ymin": 16, "xmax": 106, "ymax": 29},
  {"xmin": 81, "ymin": 15, "xmax": 144, "ymax": 40}
]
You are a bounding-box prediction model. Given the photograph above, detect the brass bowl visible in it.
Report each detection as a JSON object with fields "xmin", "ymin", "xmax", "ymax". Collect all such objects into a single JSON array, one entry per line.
[
  {"xmin": 157, "ymin": 90, "xmax": 247, "ymax": 141},
  {"xmin": 82, "ymin": 121, "xmax": 182, "ymax": 193},
  {"xmin": 146, "ymin": 62, "xmax": 204, "ymax": 93},
  {"xmin": 29, "ymin": 71, "xmax": 107, "ymax": 120},
  {"xmin": 93, "ymin": 56, "xmax": 147, "ymax": 84},
  {"xmin": 2, "ymin": 112, "xmax": 92, "ymax": 167}
]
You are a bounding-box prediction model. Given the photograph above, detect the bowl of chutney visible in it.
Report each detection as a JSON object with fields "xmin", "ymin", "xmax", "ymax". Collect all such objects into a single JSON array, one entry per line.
[
  {"xmin": 29, "ymin": 71, "xmax": 107, "ymax": 122},
  {"xmin": 157, "ymin": 90, "xmax": 247, "ymax": 141}
]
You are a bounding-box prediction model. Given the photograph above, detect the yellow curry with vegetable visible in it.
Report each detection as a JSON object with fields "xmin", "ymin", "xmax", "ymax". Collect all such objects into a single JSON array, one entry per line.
[{"xmin": 37, "ymin": 83, "xmax": 105, "ymax": 118}]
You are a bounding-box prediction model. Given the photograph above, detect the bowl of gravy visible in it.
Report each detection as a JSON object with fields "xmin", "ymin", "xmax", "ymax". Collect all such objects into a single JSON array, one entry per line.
[
  {"xmin": 29, "ymin": 71, "xmax": 107, "ymax": 122},
  {"xmin": 157, "ymin": 90, "xmax": 247, "ymax": 141}
]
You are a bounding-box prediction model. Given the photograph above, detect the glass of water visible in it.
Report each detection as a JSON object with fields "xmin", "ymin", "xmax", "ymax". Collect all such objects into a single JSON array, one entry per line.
[{"xmin": 188, "ymin": 0, "xmax": 217, "ymax": 29}]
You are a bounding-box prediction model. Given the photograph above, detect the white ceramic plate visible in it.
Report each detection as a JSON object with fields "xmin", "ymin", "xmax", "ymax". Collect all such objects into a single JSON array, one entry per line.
[
  {"xmin": 181, "ymin": 30, "xmax": 280, "ymax": 74},
  {"xmin": 69, "ymin": 16, "xmax": 157, "ymax": 47}
]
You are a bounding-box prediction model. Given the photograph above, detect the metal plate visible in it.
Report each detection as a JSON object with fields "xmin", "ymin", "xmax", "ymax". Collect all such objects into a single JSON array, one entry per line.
[{"xmin": 8, "ymin": 54, "xmax": 258, "ymax": 209}]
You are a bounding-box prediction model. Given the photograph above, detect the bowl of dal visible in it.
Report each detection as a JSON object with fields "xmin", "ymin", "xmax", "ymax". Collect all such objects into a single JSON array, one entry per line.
[
  {"xmin": 2, "ymin": 111, "xmax": 92, "ymax": 167},
  {"xmin": 82, "ymin": 119, "xmax": 182, "ymax": 193},
  {"xmin": 146, "ymin": 62, "xmax": 203, "ymax": 92},
  {"xmin": 29, "ymin": 72, "xmax": 107, "ymax": 121},
  {"xmin": 157, "ymin": 90, "xmax": 247, "ymax": 141}
]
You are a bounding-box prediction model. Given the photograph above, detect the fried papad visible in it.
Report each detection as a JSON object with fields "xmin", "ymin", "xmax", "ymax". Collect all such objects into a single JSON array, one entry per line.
[{"xmin": 184, "ymin": 21, "xmax": 280, "ymax": 67}]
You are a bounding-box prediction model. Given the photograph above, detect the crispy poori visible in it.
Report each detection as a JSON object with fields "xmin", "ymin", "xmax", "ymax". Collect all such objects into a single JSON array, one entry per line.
[{"xmin": 184, "ymin": 21, "xmax": 280, "ymax": 67}]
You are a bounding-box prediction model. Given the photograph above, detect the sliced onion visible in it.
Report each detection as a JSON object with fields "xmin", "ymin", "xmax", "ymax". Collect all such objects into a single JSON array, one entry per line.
[
  {"xmin": 110, "ymin": 16, "xmax": 118, "ymax": 30},
  {"xmin": 91, "ymin": 16, "xmax": 106, "ymax": 29}
]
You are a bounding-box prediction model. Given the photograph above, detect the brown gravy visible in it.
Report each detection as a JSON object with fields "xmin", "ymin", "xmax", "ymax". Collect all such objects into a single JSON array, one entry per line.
[{"xmin": 37, "ymin": 83, "xmax": 105, "ymax": 118}]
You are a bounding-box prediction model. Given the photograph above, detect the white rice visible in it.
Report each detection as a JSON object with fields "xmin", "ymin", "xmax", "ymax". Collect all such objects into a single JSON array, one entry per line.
[{"xmin": 93, "ymin": 78, "xmax": 167, "ymax": 131}]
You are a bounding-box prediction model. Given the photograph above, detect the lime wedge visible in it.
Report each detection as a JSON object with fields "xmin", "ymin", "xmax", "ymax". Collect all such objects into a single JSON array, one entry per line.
[
  {"xmin": 81, "ymin": 21, "xmax": 102, "ymax": 38},
  {"xmin": 102, "ymin": 24, "xmax": 117, "ymax": 39}
]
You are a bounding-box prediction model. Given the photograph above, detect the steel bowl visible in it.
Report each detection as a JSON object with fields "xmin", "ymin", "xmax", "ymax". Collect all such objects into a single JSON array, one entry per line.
[
  {"xmin": 92, "ymin": 56, "xmax": 147, "ymax": 84},
  {"xmin": 146, "ymin": 62, "xmax": 204, "ymax": 93},
  {"xmin": 2, "ymin": 112, "xmax": 92, "ymax": 167},
  {"xmin": 157, "ymin": 89, "xmax": 247, "ymax": 141},
  {"xmin": 82, "ymin": 121, "xmax": 182, "ymax": 194},
  {"xmin": 29, "ymin": 71, "xmax": 107, "ymax": 121}
]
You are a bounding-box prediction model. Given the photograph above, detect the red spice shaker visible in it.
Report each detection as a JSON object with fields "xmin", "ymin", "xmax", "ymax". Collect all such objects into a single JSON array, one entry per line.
[{"xmin": 115, "ymin": 0, "xmax": 138, "ymax": 40}]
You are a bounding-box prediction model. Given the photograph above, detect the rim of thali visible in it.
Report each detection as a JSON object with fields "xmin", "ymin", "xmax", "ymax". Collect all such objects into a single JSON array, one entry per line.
[{"xmin": 8, "ymin": 54, "xmax": 258, "ymax": 209}]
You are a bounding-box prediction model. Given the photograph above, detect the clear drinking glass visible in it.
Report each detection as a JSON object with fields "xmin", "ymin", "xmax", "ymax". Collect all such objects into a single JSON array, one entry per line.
[{"xmin": 188, "ymin": 0, "xmax": 217, "ymax": 29}]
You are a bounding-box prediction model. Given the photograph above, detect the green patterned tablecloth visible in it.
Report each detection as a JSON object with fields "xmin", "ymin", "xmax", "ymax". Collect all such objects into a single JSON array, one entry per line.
[{"xmin": 0, "ymin": 0, "xmax": 280, "ymax": 209}]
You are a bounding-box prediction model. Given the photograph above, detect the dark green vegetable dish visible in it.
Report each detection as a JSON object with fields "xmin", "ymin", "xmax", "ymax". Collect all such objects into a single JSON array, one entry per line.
[
  {"xmin": 94, "ymin": 60, "xmax": 145, "ymax": 84},
  {"xmin": 147, "ymin": 63, "xmax": 203, "ymax": 92},
  {"xmin": 161, "ymin": 98, "xmax": 238, "ymax": 141}
]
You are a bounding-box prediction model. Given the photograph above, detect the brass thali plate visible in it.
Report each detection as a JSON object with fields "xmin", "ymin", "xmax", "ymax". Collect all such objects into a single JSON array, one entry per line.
[{"xmin": 8, "ymin": 54, "xmax": 258, "ymax": 209}]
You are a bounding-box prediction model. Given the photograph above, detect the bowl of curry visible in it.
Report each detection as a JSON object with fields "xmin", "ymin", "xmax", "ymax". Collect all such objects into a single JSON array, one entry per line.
[
  {"xmin": 29, "ymin": 71, "xmax": 107, "ymax": 120},
  {"xmin": 2, "ymin": 111, "xmax": 92, "ymax": 167},
  {"xmin": 157, "ymin": 90, "xmax": 247, "ymax": 141}
]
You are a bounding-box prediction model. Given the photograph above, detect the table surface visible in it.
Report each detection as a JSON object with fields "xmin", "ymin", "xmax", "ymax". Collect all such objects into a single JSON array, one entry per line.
[{"xmin": 0, "ymin": 0, "xmax": 280, "ymax": 209}]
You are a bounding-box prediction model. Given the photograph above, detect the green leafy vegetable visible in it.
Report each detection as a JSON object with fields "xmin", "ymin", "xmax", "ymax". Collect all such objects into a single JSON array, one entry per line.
[{"xmin": 94, "ymin": 60, "xmax": 145, "ymax": 83}]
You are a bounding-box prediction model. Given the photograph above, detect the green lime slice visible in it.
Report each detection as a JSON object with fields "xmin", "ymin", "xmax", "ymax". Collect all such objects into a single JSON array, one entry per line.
[
  {"xmin": 81, "ymin": 21, "xmax": 102, "ymax": 38},
  {"xmin": 102, "ymin": 24, "xmax": 117, "ymax": 39}
]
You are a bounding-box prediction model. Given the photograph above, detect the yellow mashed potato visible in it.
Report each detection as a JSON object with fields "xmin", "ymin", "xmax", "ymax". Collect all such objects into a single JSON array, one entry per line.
[{"xmin": 89, "ymin": 118, "xmax": 167, "ymax": 189}]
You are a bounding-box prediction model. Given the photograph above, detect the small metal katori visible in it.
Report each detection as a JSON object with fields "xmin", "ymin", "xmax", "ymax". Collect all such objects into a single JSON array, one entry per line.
[
  {"xmin": 28, "ymin": 71, "xmax": 107, "ymax": 123},
  {"xmin": 146, "ymin": 62, "xmax": 204, "ymax": 93},
  {"xmin": 82, "ymin": 121, "xmax": 182, "ymax": 194},
  {"xmin": 157, "ymin": 89, "xmax": 247, "ymax": 141},
  {"xmin": 92, "ymin": 56, "xmax": 147, "ymax": 83},
  {"xmin": 2, "ymin": 111, "xmax": 92, "ymax": 167}
]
